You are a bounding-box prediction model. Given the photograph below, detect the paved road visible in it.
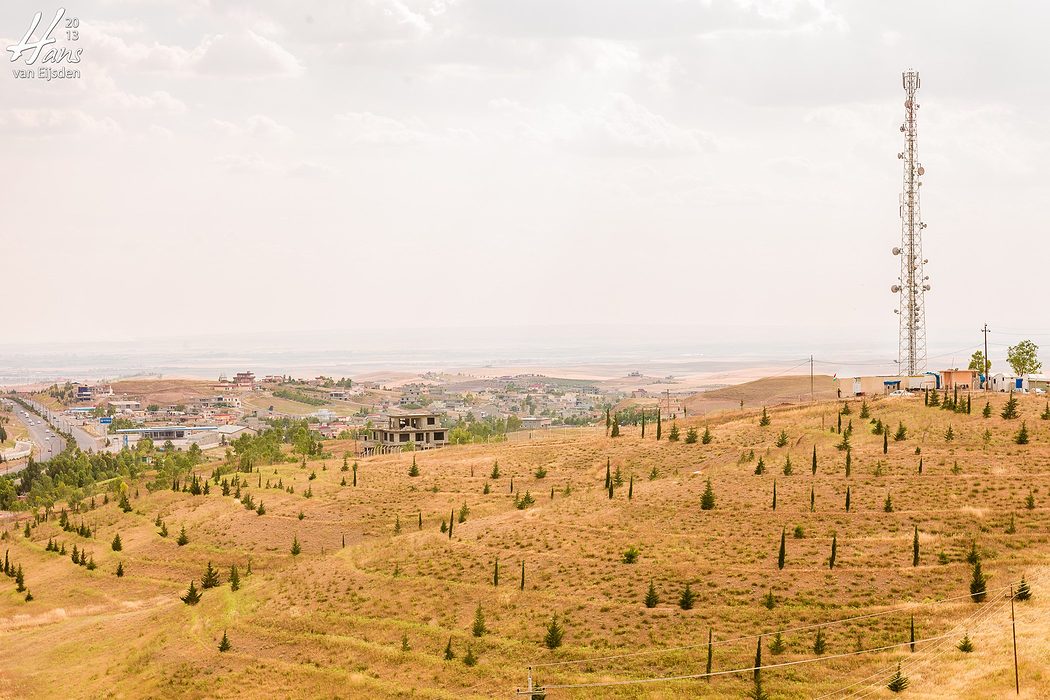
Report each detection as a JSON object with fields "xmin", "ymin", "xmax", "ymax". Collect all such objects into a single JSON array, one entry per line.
[
  {"xmin": 9, "ymin": 397, "xmax": 103, "ymax": 456},
  {"xmin": 6, "ymin": 404, "xmax": 67, "ymax": 461}
]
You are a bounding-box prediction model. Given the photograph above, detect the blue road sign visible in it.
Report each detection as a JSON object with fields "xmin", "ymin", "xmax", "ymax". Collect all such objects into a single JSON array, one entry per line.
[{"xmin": 99, "ymin": 417, "xmax": 113, "ymax": 424}]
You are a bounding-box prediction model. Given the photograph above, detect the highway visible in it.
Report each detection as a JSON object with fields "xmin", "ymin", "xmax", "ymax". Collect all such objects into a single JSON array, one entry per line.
[{"xmin": 9, "ymin": 397, "xmax": 103, "ymax": 456}]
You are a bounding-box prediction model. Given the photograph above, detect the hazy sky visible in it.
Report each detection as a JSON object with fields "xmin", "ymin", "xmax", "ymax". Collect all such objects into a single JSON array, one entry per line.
[{"xmin": 2, "ymin": 1, "xmax": 1048, "ymax": 363}]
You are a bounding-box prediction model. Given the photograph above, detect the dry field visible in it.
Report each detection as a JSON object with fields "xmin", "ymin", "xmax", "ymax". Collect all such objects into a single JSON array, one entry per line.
[{"xmin": 2, "ymin": 389, "xmax": 1050, "ymax": 699}]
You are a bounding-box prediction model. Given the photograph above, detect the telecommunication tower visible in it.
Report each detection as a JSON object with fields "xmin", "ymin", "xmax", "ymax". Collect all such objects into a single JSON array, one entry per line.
[{"xmin": 891, "ymin": 69, "xmax": 930, "ymax": 376}]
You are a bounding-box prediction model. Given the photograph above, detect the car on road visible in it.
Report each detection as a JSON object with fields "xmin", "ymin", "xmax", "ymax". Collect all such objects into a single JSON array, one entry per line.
[{"xmin": 888, "ymin": 389, "xmax": 914, "ymax": 397}]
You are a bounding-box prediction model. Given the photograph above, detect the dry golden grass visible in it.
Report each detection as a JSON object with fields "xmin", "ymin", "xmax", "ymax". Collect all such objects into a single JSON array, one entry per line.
[
  {"xmin": 2, "ymin": 389, "xmax": 1050, "ymax": 699},
  {"xmin": 109, "ymin": 379, "xmax": 220, "ymax": 406}
]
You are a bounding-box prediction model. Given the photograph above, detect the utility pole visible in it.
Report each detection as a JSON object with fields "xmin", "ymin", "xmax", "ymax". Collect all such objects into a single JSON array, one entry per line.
[
  {"xmin": 810, "ymin": 355, "xmax": 814, "ymax": 403},
  {"xmin": 1011, "ymin": 585, "xmax": 1019, "ymax": 695},
  {"xmin": 982, "ymin": 323, "xmax": 991, "ymax": 390}
]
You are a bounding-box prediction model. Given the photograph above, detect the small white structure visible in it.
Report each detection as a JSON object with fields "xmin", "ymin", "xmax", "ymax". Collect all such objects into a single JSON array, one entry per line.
[{"xmin": 990, "ymin": 373, "xmax": 1020, "ymax": 393}]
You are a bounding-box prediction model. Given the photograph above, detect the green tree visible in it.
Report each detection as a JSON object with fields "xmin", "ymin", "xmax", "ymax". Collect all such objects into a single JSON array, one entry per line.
[
  {"xmin": 463, "ymin": 644, "xmax": 478, "ymax": 667},
  {"xmin": 769, "ymin": 631, "xmax": 786, "ymax": 655},
  {"xmin": 408, "ymin": 456, "xmax": 420, "ymax": 477},
  {"xmin": 176, "ymin": 526, "xmax": 189, "ymax": 546},
  {"xmin": 759, "ymin": 407, "xmax": 771, "ymax": 427},
  {"xmin": 472, "ymin": 603, "xmax": 487, "ymax": 637},
  {"xmin": 544, "ymin": 615, "xmax": 564, "ymax": 649},
  {"xmin": 1002, "ymin": 392, "xmax": 1019, "ymax": 419},
  {"xmin": 777, "ymin": 528, "xmax": 786, "ymax": 570},
  {"xmin": 829, "ymin": 533, "xmax": 838, "ymax": 569},
  {"xmin": 969, "ymin": 350, "xmax": 990, "ymax": 375},
  {"xmin": 644, "ymin": 579, "xmax": 659, "ymax": 608},
  {"xmin": 201, "ymin": 561, "xmax": 221, "ymax": 589},
  {"xmin": 116, "ymin": 561, "xmax": 125, "ymax": 577},
  {"xmin": 983, "ymin": 401, "xmax": 992, "ymax": 418},
  {"xmin": 685, "ymin": 427, "xmax": 698, "ymax": 444},
  {"xmin": 668, "ymin": 423, "xmax": 680, "ymax": 442},
  {"xmin": 444, "ymin": 637, "xmax": 455, "ymax": 660},
  {"xmin": 111, "ymin": 533, "xmax": 122, "ymax": 551},
  {"xmin": 1015, "ymin": 575, "xmax": 1032, "ymax": 601},
  {"xmin": 700, "ymin": 480, "xmax": 716, "ymax": 510},
  {"xmin": 887, "ymin": 662, "xmax": 909, "ymax": 692},
  {"xmin": 1015, "ymin": 422, "xmax": 1029, "ymax": 445},
  {"xmin": 969, "ymin": 557, "xmax": 987, "ymax": 602},
  {"xmin": 610, "ymin": 421, "xmax": 620, "ymax": 438},
  {"xmin": 701, "ymin": 426, "xmax": 713, "ymax": 444},
  {"xmin": 181, "ymin": 580, "xmax": 202, "ymax": 605},
  {"xmin": 1007, "ymin": 339, "xmax": 1042, "ymax": 375},
  {"xmin": 291, "ymin": 535, "xmax": 301, "ymax": 556},
  {"xmin": 679, "ymin": 583, "xmax": 696, "ymax": 610},
  {"xmin": 229, "ymin": 563, "xmax": 240, "ymax": 591},
  {"xmin": 813, "ymin": 628, "xmax": 826, "ymax": 655},
  {"xmin": 913, "ymin": 526, "xmax": 920, "ymax": 566},
  {"xmin": 957, "ymin": 632, "xmax": 974, "ymax": 653},
  {"xmin": 218, "ymin": 629, "xmax": 231, "ymax": 652},
  {"xmin": 894, "ymin": 422, "xmax": 907, "ymax": 441}
]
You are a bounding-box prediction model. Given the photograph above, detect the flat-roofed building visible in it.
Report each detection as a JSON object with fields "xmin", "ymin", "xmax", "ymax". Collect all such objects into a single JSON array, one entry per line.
[{"xmin": 363, "ymin": 409, "xmax": 447, "ymax": 454}]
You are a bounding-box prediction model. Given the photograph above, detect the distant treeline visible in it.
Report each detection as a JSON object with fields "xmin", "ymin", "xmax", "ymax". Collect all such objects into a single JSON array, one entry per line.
[{"xmin": 273, "ymin": 389, "xmax": 327, "ymax": 406}]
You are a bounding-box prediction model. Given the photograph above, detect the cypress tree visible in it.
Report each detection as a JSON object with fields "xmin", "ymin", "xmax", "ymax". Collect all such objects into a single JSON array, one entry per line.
[
  {"xmin": 444, "ymin": 637, "xmax": 455, "ymax": 660},
  {"xmin": 493, "ymin": 559, "xmax": 499, "ymax": 586},
  {"xmin": 754, "ymin": 635, "xmax": 762, "ymax": 683},
  {"xmin": 845, "ymin": 485, "xmax": 851, "ymax": 512},
  {"xmin": 705, "ymin": 628, "xmax": 713, "ymax": 680},
  {"xmin": 640, "ymin": 410, "xmax": 645, "ymax": 438},
  {"xmin": 829, "ymin": 533, "xmax": 837, "ymax": 569},
  {"xmin": 912, "ymin": 526, "xmax": 920, "ymax": 566},
  {"xmin": 845, "ymin": 447, "xmax": 852, "ymax": 477},
  {"xmin": 448, "ymin": 509, "xmax": 454, "ymax": 539},
  {"xmin": 628, "ymin": 475, "xmax": 633, "ymax": 500},
  {"xmin": 656, "ymin": 410, "xmax": 662, "ymax": 440},
  {"xmin": 772, "ymin": 480, "xmax": 777, "ymax": 511},
  {"xmin": 418, "ymin": 511, "xmax": 423, "ymax": 530},
  {"xmin": 810, "ymin": 486, "xmax": 815, "ymax": 512},
  {"xmin": 15, "ymin": 565, "xmax": 25, "ymax": 592},
  {"xmin": 353, "ymin": 462, "xmax": 357, "ymax": 486},
  {"xmin": 883, "ymin": 430, "xmax": 888, "ymax": 454},
  {"xmin": 605, "ymin": 458, "xmax": 611, "ymax": 489},
  {"xmin": 811, "ymin": 446, "xmax": 817, "ymax": 474},
  {"xmin": 777, "ymin": 528, "xmax": 786, "ymax": 569},
  {"xmin": 610, "ymin": 421, "xmax": 620, "ymax": 438},
  {"xmin": 229, "ymin": 563, "xmax": 240, "ymax": 591},
  {"xmin": 520, "ymin": 560, "xmax": 525, "ymax": 590},
  {"xmin": 909, "ymin": 615, "xmax": 916, "ymax": 652}
]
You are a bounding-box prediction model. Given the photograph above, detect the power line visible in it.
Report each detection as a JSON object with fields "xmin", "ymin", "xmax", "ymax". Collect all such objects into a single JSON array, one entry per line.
[
  {"xmin": 529, "ymin": 579, "xmax": 1026, "ymax": 670},
  {"xmin": 530, "ymin": 633, "xmax": 959, "ymax": 691}
]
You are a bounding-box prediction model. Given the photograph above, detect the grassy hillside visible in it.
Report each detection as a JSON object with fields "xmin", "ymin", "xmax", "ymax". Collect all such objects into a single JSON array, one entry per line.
[{"xmin": 2, "ymin": 391, "xmax": 1049, "ymax": 698}]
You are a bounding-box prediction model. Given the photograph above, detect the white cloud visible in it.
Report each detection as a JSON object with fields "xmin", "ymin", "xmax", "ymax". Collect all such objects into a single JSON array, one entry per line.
[
  {"xmin": 194, "ymin": 31, "xmax": 303, "ymax": 78},
  {"xmin": 212, "ymin": 114, "xmax": 294, "ymax": 140},
  {"xmin": 0, "ymin": 109, "xmax": 121, "ymax": 136}
]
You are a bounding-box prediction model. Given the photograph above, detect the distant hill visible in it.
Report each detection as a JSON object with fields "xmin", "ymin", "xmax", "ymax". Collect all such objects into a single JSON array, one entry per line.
[{"xmin": 682, "ymin": 373, "xmax": 837, "ymax": 416}]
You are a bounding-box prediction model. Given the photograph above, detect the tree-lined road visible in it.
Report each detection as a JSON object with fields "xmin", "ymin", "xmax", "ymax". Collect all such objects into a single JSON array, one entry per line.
[{"xmin": 8, "ymin": 397, "xmax": 102, "ymax": 456}]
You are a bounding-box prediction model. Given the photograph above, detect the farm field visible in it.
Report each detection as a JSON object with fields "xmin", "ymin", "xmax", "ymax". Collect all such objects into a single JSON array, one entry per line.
[{"xmin": 2, "ymin": 389, "xmax": 1049, "ymax": 699}]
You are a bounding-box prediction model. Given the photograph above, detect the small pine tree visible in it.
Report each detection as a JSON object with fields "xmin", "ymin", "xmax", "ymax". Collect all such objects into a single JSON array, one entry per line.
[
  {"xmin": 679, "ymin": 583, "xmax": 696, "ymax": 610},
  {"xmin": 860, "ymin": 401, "xmax": 870, "ymax": 419},
  {"xmin": 759, "ymin": 407, "xmax": 771, "ymax": 427},
  {"xmin": 400, "ymin": 634, "xmax": 411, "ymax": 652},
  {"xmin": 111, "ymin": 533, "xmax": 122, "ymax": 551},
  {"xmin": 701, "ymin": 426, "xmax": 713, "ymax": 444},
  {"xmin": 945, "ymin": 424, "xmax": 955, "ymax": 442},
  {"xmin": 444, "ymin": 637, "xmax": 455, "ymax": 660},
  {"xmin": 181, "ymin": 580, "xmax": 202, "ymax": 605},
  {"xmin": 544, "ymin": 615, "xmax": 564, "ymax": 649},
  {"xmin": 894, "ymin": 422, "xmax": 907, "ymax": 441},
  {"xmin": 472, "ymin": 603, "xmax": 487, "ymax": 637},
  {"xmin": 776, "ymin": 430, "xmax": 788, "ymax": 447},
  {"xmin": 291, "ymin": 535, "xmax": 301, "ymax": 556},
  {"xmin": 762, "ymin": 589, "xmax": 775, "ymax": 609},
  {"xmin": 969, "ymin": 558, "xmax": 987, "ymax": 602},
  {"xmin": 813, "ymin": 628, "xmax": 826, "ymax": 655},
  {"xmin": 176, "ymin": 526, "xmax": 189, "ymax": 546},
  {"xmin": 218, "ymin": 629, "xmax": 231, "ymax": 652},
  {"xmin": 685, "ymin": 427, "xmax": 698, "ymax": 444},
  {"xmin": 700, "ymin": 480, "xmax": 716, "ymax": 510},
  {"xmin": 887, "ymin": 662, "xmax": 909, "ymax": 692},
  {"xmin": 983, "ymin": 401, "xmax": 992, "ymax": 418},
  {"xmin": 1026, "ymin": 489, "xmax": 1036, "ymax": 510},
  {"xmin": 1015, "ymin": 422, "xmax": 1029, "ymax": 445},
  {"xmin": 668, "ymin": 423, "xmax": 680, "ymax": 442},
  {"xmin": 1002, "ymin": 392, "xmax": 1019, "ymax": 419},
  {"xmin": 957, "ymin": 632, "xmax": 974, "ymax": 653},
  {"xmin": 201, "ymin": 561, "xmax": 221, "ymax": 588},
  {"xmin": 754, "ymin": 457, "xmax": 766, "ymax": 476},
  {"xmin": 408, "ymin": 457, "xmax": 420, "ymax": 477},
  {"xmin": 394, "ymin": 515, "xmax": 402, "ymax": 535},
  {"xmin": 15, "ymin": 565, "xmax": 25, "ymax": 592},
  {"xmin": 884, "ymin": 492, "xmax": 894, "ymax": 513},
  {"xmin": 769, "ymin": 631, "xmax": 786, "ymax": 655},
  {"xmin": 463, "ymin": 644, "xmax": 477, "ymax": 667},
  {"xmin": 1015, "ymin": 575, "xmax": 1032, "ymax": 601},
  {"xmin": 1041, "ymin": 401, "xmax": 1050, "ymax": 420},
  {"xmin": 783, "ymin": 455, "xmax": 793, "ymax": 476},
  {"xmin": 644, "ymin": 579, "xmax": 659, "ymax": 608},
  {"xmin": 229, "ymin": 563, "xmax": 240, "ymax": 591},
  {"xmin": 610, "ymin": 421, "xmax": 620, "ymax": 438},
  {"xmin": 116, "ymin": 561, "xmax": 124, "ymax": 577}
]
